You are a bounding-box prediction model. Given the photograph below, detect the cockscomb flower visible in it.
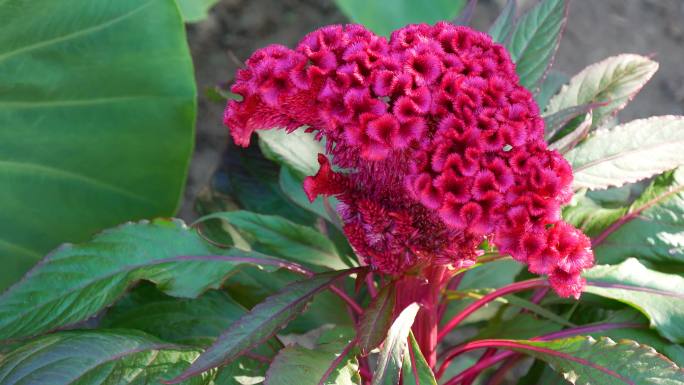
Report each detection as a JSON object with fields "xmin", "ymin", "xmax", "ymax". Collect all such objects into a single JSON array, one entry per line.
[{"xmin": 224, "ymin": 22, "xmax": 593, "ymax": 298}]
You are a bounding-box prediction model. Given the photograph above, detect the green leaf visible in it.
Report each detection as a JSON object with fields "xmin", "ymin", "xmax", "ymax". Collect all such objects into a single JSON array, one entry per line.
[
  {"xmin": 198, "ymin": 211, "xmax": 347, "ymax": 270},
  {"xmin": 0, "ymin": 218, "xmax": 292, "ymax": 341},
  {"xmin": 488, "ymin": 0, "xmax": 517, "ymax": 43},
  {"xmin": 402, "ymin": 332, "xmax": 437, "ymax": 385},
  {"xmin": 358, "ymin": 285, "xmax": 396, "ymax": 355},
  {"xmin": 0, "ymin": 330, "xmax": 206, "ymax": 385},
  {"xmin": 502, "ymin": 336, "xmax": 684, "ymax": 385},
  {"xmin": 214, "ymin": 356, "xmax": 269, "ymax": 385},
  {"xmin": 0, "ymin": 0, "xmax": 196, "ymax": 290},
  {"xmin": 591, "ymin": 168, "xmax": 684, "ymax": 265},
  {"xmin": 535, "ymin": 71, "xmax": 568, "ymax": 109},
  {"xmin": 372, "ymin": 303, "xmax": 420, "ymax": 385},
  {"xmin": 546, "ymin": 54, "xmax": 658, "ymax": 126},
  {"xmin": 264, "ymin": 340, "xmax": 360, "ymax": 385},
  {"xmin": 101, "ymin": 284, "xmax": 247, "ymax": 347},
  {"xmin": 475, "ymin": 313, "xmax": 562, "ymax": 341},
  {"xmin": 505, "ymin": 0, "xmax": 567, "ymax": 89},
  {"xmin": 562, "ymin": 193, "xmax": 624, "ymax": 237},
  {"xmin": 280, "ymin": 166, "xmax": 333, "ymax": 222},
  {"xmin": 583, "ymin": 258, "xmax": 684, "ymax": 343},
  {"xmin": 333, "ymin": 0, "xmax": 466, "ymax": 37},
  {"xmin": 258, "ymin": 130, "xmax": 323, "ymax": 180},
  {"xmin": 176, "ymin": 0, "xmax": 220, "ymax": 22},
  {"xmin": 565, "ymin": 116, "xmax": 684, "ymax": 190},
  {"xmin": 169, "ymin": 269, "xmax": 360, "ymax": 383}
]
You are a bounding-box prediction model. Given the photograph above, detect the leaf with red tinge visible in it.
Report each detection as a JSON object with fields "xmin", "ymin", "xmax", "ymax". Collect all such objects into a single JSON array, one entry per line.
[
  {"xmin": 358, "ymin": 284, "xmax": 396, "ymax": 354},
  {"xmin": 584, "ymin": 259, "xmax": 684, "ymax": 343},
  {"xmin": 546, "ymin": 54, "xmax": 658, "ymax": 127},
  {"xmin": 544, "ymin": 103, "xmax": 598, "ymax": 141},
  {"xmin": 402, "ymin": 332, "xmax": 437, "ymax": 385},
  {"xmin": 493, "ymin": 336, "xmax": 684, "ymax": 385},
  {"xmin": 371, "ymin": 303, "xmax": 420, "ymax": 385},
  {"xmin": 166, "ymin": 269, "xmax": 361, "ymax": 383}
]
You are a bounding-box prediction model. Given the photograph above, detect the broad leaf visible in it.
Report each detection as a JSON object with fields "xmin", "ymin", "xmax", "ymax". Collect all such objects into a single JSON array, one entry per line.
[
  {"xmin": 0, "ymin": 0, "xmax": 196, "ymax": 291},
  {"xmin": 358, "ymin": 285, "xmax": 396, "ymax": 354},
  {"xmin": 583, "ymin": 258, "xmax": 684, "ymax": 343},
  {"xmin": 562, "ymin": 193, "xmax": 624, "ymax": 237},
  {"xmin": 566, "ymin": 116, "xmax": 684, "ymax": 190},
  {"xmin": 333, "ymin": 0, "xmax": 466, "ymax": 37},
  {"xmin": 198, "ymin": 211, "xmax": 346, "ymax": 270},
  {"xmin": 264, "ymin": 340, "xmax": 360, "ymax": 385},
  {"xmin": 372, "ymin": 303, "xmax": 420, "ymax": 385},
  {"xmin": 214, "ymin": 356, "xmax": 269, "ymax": 385},
  {"xmin": 176, "ymin": 0, "xmax": 220, "ymax": 22},
  {"xmin": 591, "ymin": 168, "xmax": 684, "ymax": 264},
  {"xmin": 475, "ymin": 313, "xmax": 562, "ymax": 341},
  {"xmin": 487, "ymin": 0, "xmax": 516, "ymax": 43},
  {"xmin": 0, "ymin": 219, "xmax": 292, "ymax": 341},
  {"xmin": 169, "ymin": 269, "xmax": 360, "ymax": 383},
  {"xmin": 546, "ymin": 54, "xmax": 658, "ymax": 126},
  {"xmin": 402, "ymin": 332, "xmax": 437, "ymax": 385},
  {"xmin": 102, "ymin": 284, "xmax": 247, "ymax": 346},
  {"xmin": 0, "ymin": 330, "xmax": 205, "ymax": 385},
  {"xmin": 503, "ymin": 336, "xmax": 684, "ymax": 385},
  {"xmin": 258, "ymin": 130, "xmax": 322, "ymax": 180},
  {"xmin": 505, "ymin": 0, "xmax": 567, "ymax": 89}
]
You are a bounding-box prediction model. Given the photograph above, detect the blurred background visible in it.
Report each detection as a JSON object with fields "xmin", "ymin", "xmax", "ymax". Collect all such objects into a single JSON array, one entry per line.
[{"xmin": 180, "ymin": 0, "xmax": 684, "ymax": 220}]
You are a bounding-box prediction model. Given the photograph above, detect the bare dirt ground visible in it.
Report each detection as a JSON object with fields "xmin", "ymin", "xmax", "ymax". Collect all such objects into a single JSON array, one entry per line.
[{"xmin": 179, "ymin": 0, "xmax": 684, "ymax": 220}]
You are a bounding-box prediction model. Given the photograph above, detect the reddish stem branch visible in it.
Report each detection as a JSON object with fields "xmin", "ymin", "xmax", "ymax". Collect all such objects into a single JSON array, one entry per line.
[
  {"xmin": 438, "ymin": 322, "xmax": 644, "ymax": 383},
  {"xmin": 437, "ymin": 279, "xmax": 548, "ymax": 343},
  {"xmin": 592, "ymin": 184, "xmax": 684, "ymax": 247}
]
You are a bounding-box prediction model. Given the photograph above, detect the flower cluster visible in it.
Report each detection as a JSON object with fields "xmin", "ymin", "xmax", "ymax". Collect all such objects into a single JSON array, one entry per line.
[{"xmin": 224, "ymin": 22, "xmax": 593, "ymax": 298}]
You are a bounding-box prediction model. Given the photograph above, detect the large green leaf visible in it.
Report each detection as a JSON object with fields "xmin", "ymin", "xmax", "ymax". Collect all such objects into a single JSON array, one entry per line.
[
  {"xmin": 358, "ymin": 285, "xmax": 396, "ymax": 355},
  {"xmin": 487, "ymin": 0, "xmax": 517, "ymax": 44},
  {"xmin": 0, "ymin": 330, "xmax": 206, "ymax": 385},
  {"xmin": 0, "ymin": 0, "xmax": 196, "ymax": 290},
  {"xmin": 333, "ymin": 0, "xmax": 466, "ymax": 37},
  {"xmin": 583, "ymin": 258, "xmax": 684, "ymax": 343},
  {"xmin": 264, "ymin": 339, "xmax": 360, "ymax": 385},
  {"xmin": 502, "ymin": 336, "xmax": 684, "ymax": 385},
  {"xmin": 176, "ymin": 0, "xmax": 220, "ymax": 22},
  {"xmin": 545, "ymin": 54, "xmax": 658, "ymax": 126},
  {"xmin": 505, "ymin": 0, "xmax": 567, "ymax": 89},
  {"xmin": 592, "ymin": 168, "xmax": 684, "ymax": 265},
  {"xmin": 565, "ymin": 116, "xmax": 684, "ymax": 190},
  {"xmin": 372, "ymin": 303, "xmax": 420, "ymax": 385},
  {"xmin": 0, "ymin": 219, "xmax": 292, "ymax": 341},
  {"xmin": 169, "ymin": 269, "xmax": 360, "ymax": 383},
  {"xmin": 102, "ymin": 284, "xmax": 247, "ymax": 347},
  {"xmin": 402, "ymin": 332, "xmax": 437, "ymax": 385},
  {"xmin": 198, "ymin": 211, "xmax": 346, "ymax": 270}
]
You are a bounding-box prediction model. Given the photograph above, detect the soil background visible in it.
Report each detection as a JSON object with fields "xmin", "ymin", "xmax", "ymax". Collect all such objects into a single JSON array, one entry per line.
[{"xmin": 179, "ymin": 0, "xmax": 684, "ymax": 220}]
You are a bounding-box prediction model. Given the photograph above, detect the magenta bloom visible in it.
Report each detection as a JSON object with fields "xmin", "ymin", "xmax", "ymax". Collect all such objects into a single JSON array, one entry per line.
[{"xmin": 224, "ymin": 23, "xmax": 593, "ymax": 298}]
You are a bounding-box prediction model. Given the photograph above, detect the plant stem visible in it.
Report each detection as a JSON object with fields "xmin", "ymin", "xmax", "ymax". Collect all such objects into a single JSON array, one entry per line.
[
  {"xmin": 437, "ymin": 279, "xmax": 548, "ymax": 343},
  {"xmin": 438, "ymin": 322, "xmax": 644, "ymax": 383}
]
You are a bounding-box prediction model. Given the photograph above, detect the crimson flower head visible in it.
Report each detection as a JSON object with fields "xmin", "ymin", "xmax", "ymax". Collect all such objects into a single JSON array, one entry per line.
[{"xmin": 224, "ymin": 22, "xmax": 594, "ymax": 298}]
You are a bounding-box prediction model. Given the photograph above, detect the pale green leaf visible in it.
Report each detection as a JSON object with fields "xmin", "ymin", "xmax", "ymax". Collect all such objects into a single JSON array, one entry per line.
[
  {"xmin": 402, "ymin": 332, "xmax": 437, "ymax": 385},
  {"xmin": 488, "ymin": 0, "xmax": 517, "ymax": 43},
  {"xmin": 546, "ymin": 54, "xmax": 658, "ymax": 126},
  {"xmin": 566, "ymin": 116, "xmax": 684, "ymax": 190},
  {"xmin": 176, "ymin": 0, "xmax": 220, "ymax": 22},
  {"xmin": 258, "ymin": 130, "xmax": 323, "ymax": 180}
]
